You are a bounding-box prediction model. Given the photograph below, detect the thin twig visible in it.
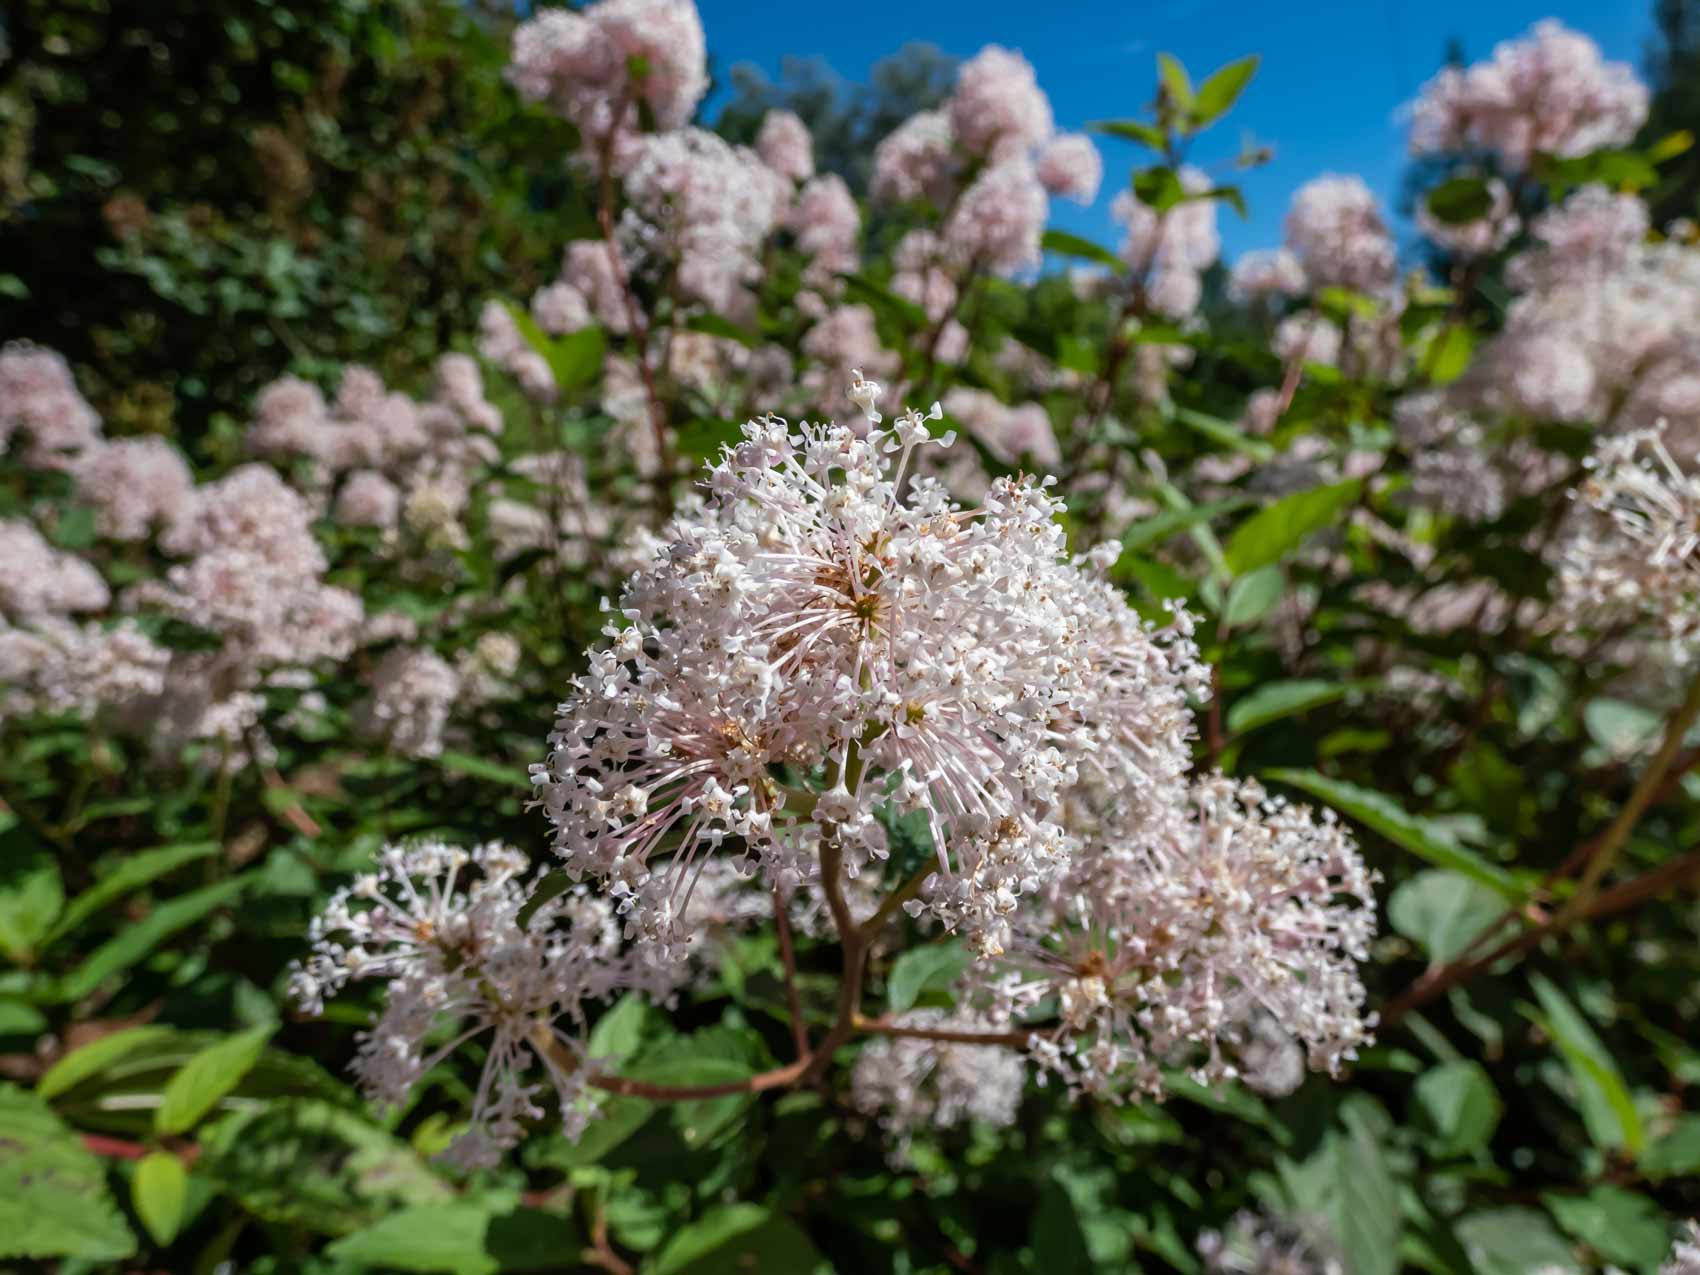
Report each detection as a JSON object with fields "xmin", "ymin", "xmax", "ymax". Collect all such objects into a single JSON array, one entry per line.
[{"xmin": 773, "ymin": 883, "xmax": 809, "ymax": 1059}]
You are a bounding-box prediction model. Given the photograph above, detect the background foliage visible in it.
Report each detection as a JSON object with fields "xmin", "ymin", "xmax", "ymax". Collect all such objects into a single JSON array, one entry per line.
[{"xmin": 5, "ymin": 2, "xmax": 1700, "ymax": 1274}]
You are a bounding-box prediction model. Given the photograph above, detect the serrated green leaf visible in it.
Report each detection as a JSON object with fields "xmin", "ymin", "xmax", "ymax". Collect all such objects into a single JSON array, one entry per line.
[
  {"xmin": 1387, "ymin": 870, "xmax": 1506, "ymax": 964},
  {"xmin": 1227, "ymin": 679, "xmax": 1358, "ymax": 735},
  {"xmin": 1544, "ymin": 1187, "xmax": 1669, "ymax": 1269},
  {"xmin": 1642, "ymin": 1113, "xmax": 1700, "ymax": 1179},
  {"xmin": 653, "ymin": 1203, "xmax": 822, "ymax": 1275},
  {"xmin": 886, "ymin": 941, "xmax": 970, "ymax": 1014},
  {"xmin": 0, "ymin": 1084, "xmax": 136, "ymax": 1262},
  {"xmin": 133, "ymin": 1150, "xmax": 188, "ymax": 1246},
  {"xmin": 326, "ymin": 1202, "xmax": 498, "ymax": 1275},
  {"xmin": 0, "ymin": 832, "xmax": 64, "ymax": 964},
  {"xmin": 1455, "ymin": 1207, "xmax": 1580, "ymax": 1275},
  {"xmin": 1261, "ymin": 770, "xmax": 1521, "ymax": 899},
  {"xmin": 198, "ymin": 1099, "xmax": 451, "ymax": 1236},
  {"xmin": 1223, "ymin": 480, "xmax": 1361, "ymax": 575},
  {"xmin": 1276, "ymin": 1095, "xmax": 1399, "ymax": 1275},
  {"xmin": 156, "ymin": 1025, "xmax": 272, "ymax": 1135},
  {"xmin": 38, "ymin": 1026, "xmax": 176, "ymax": 1101},
  {"xmin": 46, "ymin": 842, "xmax": 220, "ymax": 946}
]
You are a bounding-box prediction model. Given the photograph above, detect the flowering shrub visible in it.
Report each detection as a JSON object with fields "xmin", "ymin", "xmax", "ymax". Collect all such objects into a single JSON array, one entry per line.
[{"xmin": 4, "ymin": 6, "xmax": 1700, "ymax": 1273}]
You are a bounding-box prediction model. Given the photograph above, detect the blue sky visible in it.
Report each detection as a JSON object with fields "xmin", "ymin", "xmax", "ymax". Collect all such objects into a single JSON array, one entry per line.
[{"xmin": 702, "ymin": 0, "xmax": 1652, "ymax": 262}]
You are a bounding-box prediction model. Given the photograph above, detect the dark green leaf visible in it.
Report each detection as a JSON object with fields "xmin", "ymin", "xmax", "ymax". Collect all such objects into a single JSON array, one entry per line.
[
  {"xmin": 1414, "ymin": 1061, "xmax": 1501, "ymax": 1156},
  {"xmin": 886, "ymin": 941, "xmax": 970, "ymax": 1014},
  {"xmin": 46, "ymin": 842, "xmax": 220, "ymax": 946},
  {"xmin": 1528, "ymin": 974, "xmax": 1644, "ymax": 1155},
  {"xmin": 0, "ymin": 1085, "xmax": 136, "ymax": 1262},
  {"xmin": 1227, "ymin": 679, "xmax": 1358, "ymax": 735},
  {"xmin": 52, "ymin": 879, "xmax": 245, "ymax": 1004},
  {"xmin": 1223, "ymin": 479, "xmax": 1361, "ymax": 575},
  {"xmin": 1544, "ymin": 1187, "xmax": 1669, "ymax": 1269},
  {"xmin": 1424, "ymin": 177, "xmax": 1493, "ymax": 225},
  {"xmin": 1387, "ymin": 870, "xmax": 1506, "ymax": 964},
  {"xmin": 1041, "ymin": 229, "xmax": 1125, "ymax": 272},
  {"xmin": 1089, "ymin": 119, "xmax": 1166, "ymax": 148},
  {"xmin": 1262, "ymin": 770, "xmax": 1521, "ymax": 899},
  {"xmin": 1455, "ymin": 1208, "xmax": 1579, "ymax": 1275},
  {"xmin": 652, "ymin": 1204, "xmax": 823, "ymax": 1275}
]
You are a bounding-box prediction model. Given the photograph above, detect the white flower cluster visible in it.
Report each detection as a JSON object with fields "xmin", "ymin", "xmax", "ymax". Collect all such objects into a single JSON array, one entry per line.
[
  {"xmin": 288, "ymin": 840, "xmax": 677, "ymax": 1168},
  {"xmin": 1282, "ymin": 175, "xmax": 1397, "ymax": 297},
  {"xmin": 1198, "ymin": 1212, "xmax": 1343, "ymax": 1275},
  {"xmin": 1409, "ymin": 19, "xmax": 1647, "ymax": 170},
  {"xmin": 1663, "ymin": 1222, "xmax": 1700, "ymax": 1275},
  {"xmin": 1558, "ymin": 425, "xmax": 1700, "ymax": 655},
  {"xmin": 0, "ymin": 342, "xmax": 102, "ymax": 466}
]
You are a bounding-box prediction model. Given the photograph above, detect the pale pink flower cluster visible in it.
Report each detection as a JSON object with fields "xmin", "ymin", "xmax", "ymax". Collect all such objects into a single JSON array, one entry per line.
[
  {"xmin": 1111, "ymin": 167, "xmax": 1220, "ymax": 318},
  {"xmin": 974, "ymin": 774, "xmax": 1376, "ymax": 1098},
  {"xmin": 1227, "ymin": 248, "xmax": 1305, "ymax": 304},
  {"xmin": 948, "ymin": 45, "xmax": 1054, "ymax": 162},
  {"xmin": 791, "ymin": 174, "xmax": 861, "ymax": 299},
  {"xmin": 850, "ymin": 1010, "xmax": 1025, "ymax": 1151},
  {"xmin": 1282, "ymin": 175, "xmax": 1397, "ymax": 296},
  {"xmin": 800, "ymin": 306, "xmax": 898, "ymax": 414},
  {"xmin": 1198, "ymin": 1212, "xmax": 1343, "ymax": 1275},
  {"xmin": 1035, "ymin": 133, "xmax": 1103, "ymax": 204},
  {"xmin": 0, "ymin": 618, "xmax": 170, "ymax": 725},
  {"xmin": 756, "ymin": 109, "xmax": 814, "ymax": 183},
  {"xmin": 891, "ymin": 230, "xmax": 958, "ymax": 321},
  {"xmin": 1408, "ymin": 19, "xmax": 1648, "ymax": 170},
  {"xmin": 288, "ymin": 840, "xmax": 676, "ymax": 1168},
  {"xmin": 942, "ymin": 387, "xmax": 1060, "ymax": 468},
  {"xmin": 533, "ymin": 388, "xmax": 1209, "ymax": 961},
  {"xmin": 71, "ymin": 437, "xmax": 194, "ymax": 542},
  {"xmin": 355, "ymin": 646, "xmax": 461, "ymax": 759},
  {"xmin": 505, "ymin": 0, "xmax": 707, "ymax": 168},
  {"xmin": 1416, "ymin": 177, "xmax": 1518, "ymax": 258},
  {"xmin": 0, "ymin": 342, "xmax": 102, "ymax": 466},
  {"xmin": 479, "ymin": 301, "xmax": 558, "ymax": 402},
  {"xmin": 619, "ymin": 128, "xmax": 788, "ymax": 318},
  {"xmin": 1506, "ymin": 183, "xmax": 1649, "ymax": 292},
  {"xmin": 869, "ymin": 45, "xmax": 1099, "ymax": 280},
  {"xmin": 0, "ymin": 521, "xmax": 111, "ymax": 620},
  {"xmin": 1272, "ymin": 312, "xmax": 1343, "ymax": 369}
]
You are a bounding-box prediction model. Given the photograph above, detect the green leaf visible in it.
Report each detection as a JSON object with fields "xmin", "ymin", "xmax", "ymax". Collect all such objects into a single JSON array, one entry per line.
[
  {"xmin": 1642, "ymin": 1113, "xmax": 1700, "ymax": 1179},
  {"xmin": 1420, "ymin": 322, "xmax": 1474, "ymax": 385},
  {"xmin": 1387, "ymin": 870, "xmax": 1506, "ymax": 964},
  {"xmin": 1041, "ymin": 228, "xmax": 1125, "ymax": 272},
  {"xmin": 1261, "ymin": 770, "xmax": 1521, "ymax": 899},
  {"xmin": 0, "ymin": 1084, "xmax": 136, "ymax": 1262},
  {"xmin": 52, "ymin": 879, "xmax": 245, "ymax": 1003},
  {"xmin": 1544, "ymin": 1187, "xmax": 1669, "ymax": 1269},
  {"xmin": 676, "ymin": 417, "xmax": 745, "ymax": 462},
  {"xmin": 1277, "ymin": 1096, "xmax": 1399, "ymax": 1275},
  {"xmin": 1413, "ymin": 1061, "xmax": 1501, "ymax": 1156},
  {"xmin": 327, "ymin": 1203, "xmax": 499, "ymax": 1275},
  {"xmin": 1157, "ymin": 53, "xmax": 1194, "ymax": 111},
  {"xmin": 1455, "ymin": 1208, "xmax": 1580, "ymax": 1275},
  {"xmin": 1424, "ymin": 176, "xmax": 1493, "ymax": 225},
  {"xmin": 198, "ymin": 1099, "xmax": 451, "ymax": 1236},
  {"xmin": 1223, "ymin": 480, "xmax": 1361, "ymax": 575},
  {"xmin": 133, "ymin": 1150, "xmax": 189, "ymax": 1247},
  {"xmin": 1222, "ymin": 565, "xmax": 1284, "ymax": 627},
  {"xmin": 1206, "ymin": 184, "xmax": 1248, "ymax": 217},
  {"xmin": 1192, "ymin": 55, "xmax": 1259, "ymax": 125},
  {"xmin": 45, "ymin": 842, "xmax": 220, "ymax": 946},
  {"xmin": 155, "ymin": 1025, "xmax": 272, "ymax": 1135},
  {"xmin": 1133, "ymin": 166, "xmax": 1187, "ymax": 212},
  {"xmin": 587, "ymin": 993, "xmax": 653, "ymax": 1066},
  {"xmin": 886, "ymin": 941, "xmax": 970, "ymax": 1014},
  {"xmin": 0, "ymin": 833, "xmax": 64, "ymax": 964},
  {"xmin": 652, "ymin": 1204, "xmax": 823, "ymax": 1275},
  {"xmin": 436, "ymin": 750, "xmax": 527, "ymax": 788},
  {"xmin": 1227, "ymin": 679, "xmax": 1358, "ymax": 735},
  {"xmin": 1170, "ymin": 405, "xmax": 1275, "ymax": 460},
  {"xmin": 500, "ymin": 301, "xmax": 604, "ymax": 394},
  {"xmin": 38, "ymin": 1026, "xmax": 176, "ymax": 1101},
  {"xmin": 839, "ymin": 273, "xmax": 928, "ymax": 329},
  {"xmin": 1089, "ymin": 119, "xmax": 1166, "ymax": 148},
  {"xmin": 1117, "ymin": 498, "xmax": 1249, "ymax": 559},
  {"xmin": 1528, "ymin": 974, "xmax": 1645, "ymax": 1155}
]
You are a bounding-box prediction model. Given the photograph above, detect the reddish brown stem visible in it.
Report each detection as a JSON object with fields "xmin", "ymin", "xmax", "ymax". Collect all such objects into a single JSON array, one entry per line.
[{"xmin": 773, "ymin": 884, "xmax": 810, "ymax": 1059}]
